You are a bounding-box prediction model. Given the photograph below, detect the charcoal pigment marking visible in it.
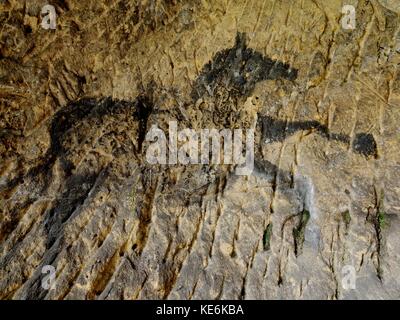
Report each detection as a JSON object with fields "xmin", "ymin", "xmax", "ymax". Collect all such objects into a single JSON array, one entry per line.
[
  {"xmin": 2, "ymin": 32, "xmax": 377, "ymax": 212},
  {"xmin": 135, "ymin": 96, "xmax": 153, "ymax": 152},
  {"xmin": 261, "ymin": 116, "xmax": 350, "ymax": 144},
  {"xmin": 20, "ymin": 97, "xmax": 148, "ymax": 299},
  {"xmin": 44, "ymin": 173, "xmax": 99, "ymax": 248},
  {"xmin": 1, "ymin": 97, "xmax": 148, "ymax": 255},
  {"xmin": 45, "ymin": 97, "xmax": 143, "ymax": 175},
  {"xmin": 2, "ymin": 32, "xmax": 378, "ymax": 256},
  {"xmin": 189, "ymin": 32, "xmax": 376, "ymax": 157},
  {"xmin": 2, "ymin": 32, "xmax": 377, "ymax": 224},
  {"xmin": 260, "ymin": 116, "xmax": 377, "ymax": 157},
  {"xmin": 22, "ymin": 172, "xmax": 101, "ymax": 300},
  {"xmin": 191, "ymin": 32, "xmax": 298, "ymax": 101},
  {"xmin": 352, "ymin": 133, "xmax": 378, "ymax": 158},
  {"xmin": 4, "ymin": 97, "xmax": 149, "ymax": 189},
  {"xmin": 40, "ymin": 97, "xmax": 146, "ymax": 231}
]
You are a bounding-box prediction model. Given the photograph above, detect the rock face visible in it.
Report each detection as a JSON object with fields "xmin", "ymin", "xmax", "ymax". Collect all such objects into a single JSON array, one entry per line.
[{"xmin": 1, "ymin": 0, "xmax": 400, "ymax": 300}]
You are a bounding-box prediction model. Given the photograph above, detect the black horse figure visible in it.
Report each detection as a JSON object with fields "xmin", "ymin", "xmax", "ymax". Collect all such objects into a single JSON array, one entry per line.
[
  {"xmin": 191, "ymin": 32, "xmax": 377, "ymax": 159},
  {"xmin": 0, "ymin": 32, "xmax": 378, "ymax": 299}
]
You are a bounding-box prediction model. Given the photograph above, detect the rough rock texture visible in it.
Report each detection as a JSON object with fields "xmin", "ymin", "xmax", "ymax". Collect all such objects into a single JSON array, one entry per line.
[{"xmin": 1, "ymin": 0, "xmax": 400, "ymax": 300}]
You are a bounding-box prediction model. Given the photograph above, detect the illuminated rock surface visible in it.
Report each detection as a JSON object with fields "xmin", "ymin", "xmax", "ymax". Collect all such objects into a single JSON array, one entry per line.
[{"xmin": 1, "ymin": 0, "xmax": 400, "ymax": 299}]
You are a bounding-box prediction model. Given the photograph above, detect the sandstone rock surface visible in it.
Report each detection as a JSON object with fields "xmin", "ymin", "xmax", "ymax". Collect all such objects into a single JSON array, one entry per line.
[{"xmin": 1, "ymin": 0, "xmax": 400, "ymax": 300}]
